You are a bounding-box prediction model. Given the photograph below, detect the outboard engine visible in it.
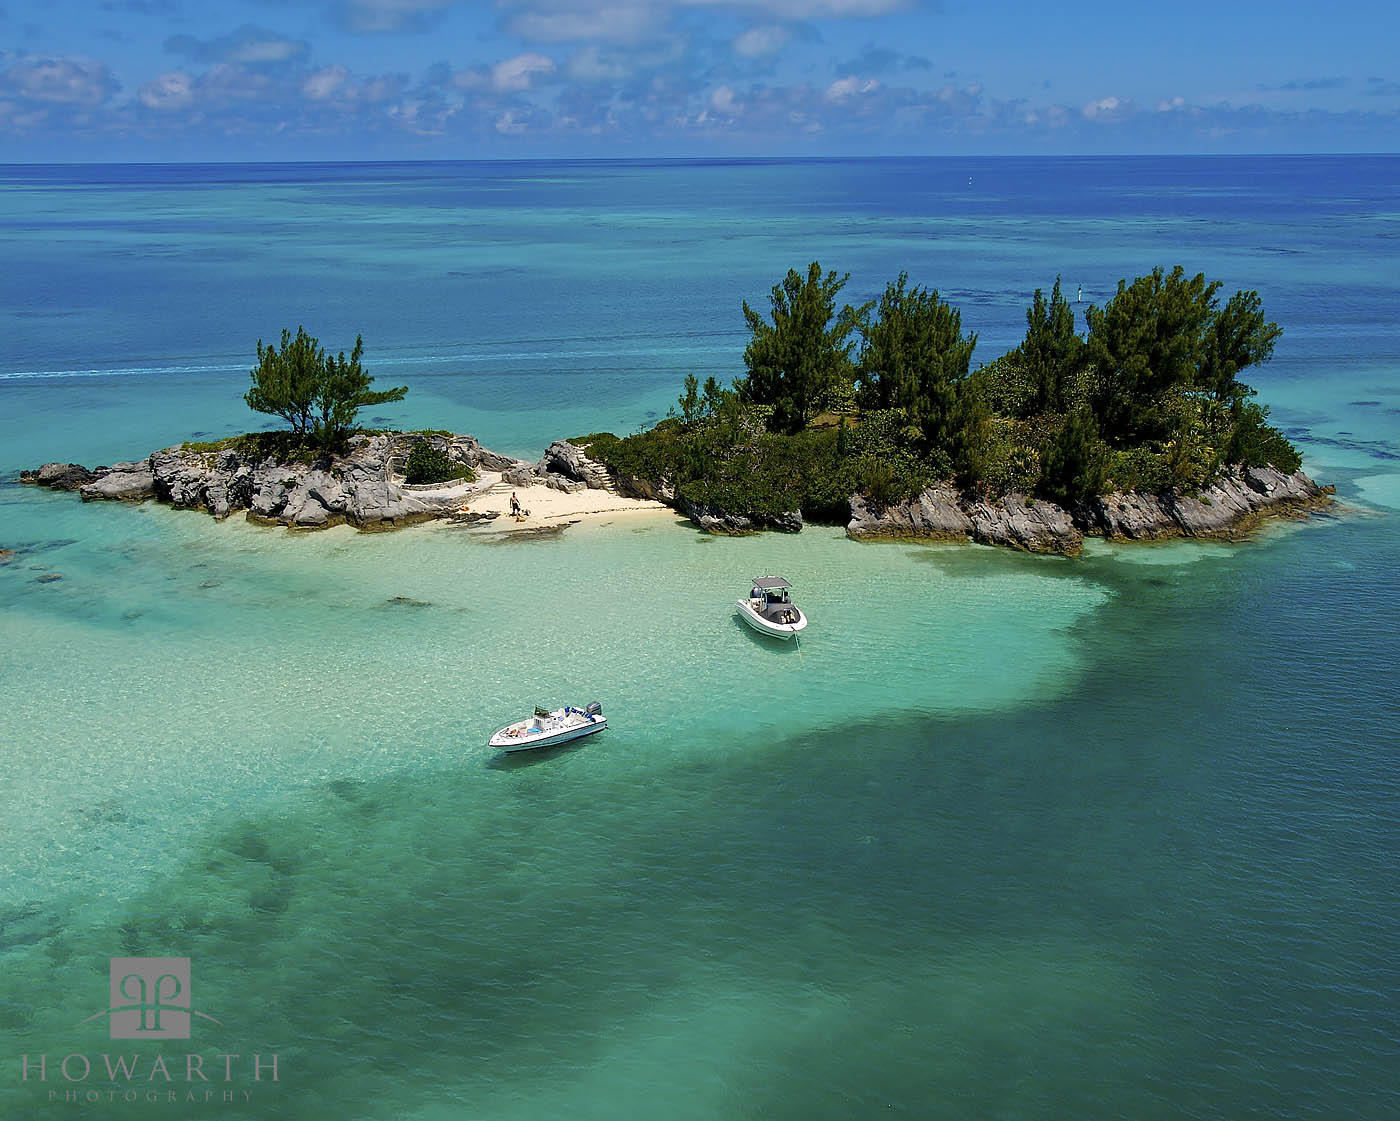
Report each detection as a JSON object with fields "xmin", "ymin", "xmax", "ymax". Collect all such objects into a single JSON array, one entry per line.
[{"xmin": 584, "ymin": 701, "xmax": 602, "ymax": 717}]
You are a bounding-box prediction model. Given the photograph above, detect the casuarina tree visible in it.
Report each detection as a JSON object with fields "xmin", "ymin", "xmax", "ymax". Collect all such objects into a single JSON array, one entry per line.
[
  {"xmin": 738, "ymin": 262, "xmax": 865, "ymax": 434},
  {"xmin": 246, "ymin": 327, "xmax": 407, "ymax": 450},
  {"xmin": 856, "ymin": 271, "xmax": 977, "ymax": 453}
]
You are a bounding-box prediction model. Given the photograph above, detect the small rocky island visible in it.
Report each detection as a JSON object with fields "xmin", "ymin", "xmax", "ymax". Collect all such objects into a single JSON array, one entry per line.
[
  {"xmin": 21, "ymin": 431, "xmax": 1330, "ymax": 556},
  {"xmin": 19, "ymin": 261, "xmax": 1337, "ymax": 555}
]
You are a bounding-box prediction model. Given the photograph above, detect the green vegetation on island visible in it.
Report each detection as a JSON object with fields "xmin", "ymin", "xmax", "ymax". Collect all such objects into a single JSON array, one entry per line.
[
  {"xmin": 187, "ymin": 327, "xmax": 474, "ymax": 477},
  {"xmin": 578, "ymin": 262, "xmax": 1301, "ymax": 521},
  {"xmin": 244, "ymin": 326, "xmax": 408, "ymax": 452},
  {"xmin": 403, "ymin": 439, "xmax": 475, "ymax": 486}
]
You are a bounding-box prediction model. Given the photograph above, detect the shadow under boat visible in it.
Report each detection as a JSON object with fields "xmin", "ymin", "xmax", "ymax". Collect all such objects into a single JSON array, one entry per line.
[
  {"xmin": 486, "ymin": 736, "xmax": 593, "ymax": 770},
  {"xmin": 730, "ymin": 612, "xmax": 805, "ymax": 652}
]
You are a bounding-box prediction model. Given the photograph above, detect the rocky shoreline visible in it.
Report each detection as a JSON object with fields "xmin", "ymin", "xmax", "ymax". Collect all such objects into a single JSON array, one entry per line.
[
  {"xmin": 21, "ymin": 432, "xmax": 1332, "ymax": 554},
  {"xmin": 844, "ymin": 464, "xmax": 1333, "ymax": 555},
  {"xmin": 20, "ymin": 433, "xmax": 611, "ymax": 531}
]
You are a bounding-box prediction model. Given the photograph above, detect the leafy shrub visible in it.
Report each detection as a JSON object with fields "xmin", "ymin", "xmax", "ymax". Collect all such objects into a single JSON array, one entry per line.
[
  {"xmin": 859, "ymin": 458, "xmax": 900, "ymax": 509},
  {"xmin": 403, "ymin": 440, "xmax": 474, "ymax": 485},
  {"xmin": 1103, "ymin": 446, "xmax": 1172, "ymax": 493},
  {"xmin": 967, "ymin": 353, "xmax": 1035, "ymax": 418},
  {"xmin": 183, "ymin": 430, "xmax": 327, "ymax": 466},
  {"xmin": 1226, "ymin": 401, "xmax": 1303, "ymax": 473},
  {"xmin": 578, "ymin": 422, "xmax": 688, "ymax": 485},
  {"xmin": 1002, "ymin": 445, "xmax": 1043, "ymax": 495},
  {"xmin": 581, "ymin": 410, "xmax": 929, "ymax": 523}
]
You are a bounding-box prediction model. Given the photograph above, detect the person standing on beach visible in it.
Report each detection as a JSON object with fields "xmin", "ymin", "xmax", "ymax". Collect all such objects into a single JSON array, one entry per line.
[{"xmin": 510, "ymin": 491, "xmax": 522, "ymax": 520}]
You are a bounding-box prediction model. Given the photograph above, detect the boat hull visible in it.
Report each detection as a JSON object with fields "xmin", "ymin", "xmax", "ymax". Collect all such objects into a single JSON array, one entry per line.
[
  {"xmin": 489, "ymin": 710, "xmax": 607, "ymax": 752},
  {"xmin": 736, "ymin": 599, "xmax": 807, "ymax": 640}
]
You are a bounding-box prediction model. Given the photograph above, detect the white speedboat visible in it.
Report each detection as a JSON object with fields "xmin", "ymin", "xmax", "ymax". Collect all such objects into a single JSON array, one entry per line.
[
  {"xmin": 736, "ymin": 576, "xmax": 807, "ymax": 640},
  {"xmin": 489, "ymin": 702, "xmax": 606, "ymax": 752}
]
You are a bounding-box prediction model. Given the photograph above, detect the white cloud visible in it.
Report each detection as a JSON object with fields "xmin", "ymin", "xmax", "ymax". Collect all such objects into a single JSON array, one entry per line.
[
  {"xmin": 452, "ymin": 52, "xmax": 559, "ymax": 92},
  {"xmin": 450, "ymin": 66, "xmax": 488, "ymax": 91},
  {"xmin": 492, "ymin": 52, "xmax": 557, "ymax": 92},
  {"xmin": 733, "ymin": 26, "xmax": 789, "ymax": 59},
  {"xmin": 303, "ymin": 66, "xmax": 351, "ymax": 102},
  {"xmin": 1, "ymin": 56, "xmax": 118, "ymax": 106},
  {"xmin": 709, "ymin": 84, "xmax": 739, "ymax": 114},
  {"xmin": 138, "ymin": 70, "xmax": 194, "ymax": 110},
  {"xmin": 825, "ymin": 75, "xmax": 880, "ymax": 101},
  {"xmin": 1082, "ymin": 94, "xmax": 1136, "ymax": 121},
  {"xmin": 501, "ymin": 0, "xmax": 909, "ymax": 45},
  {"xmin": 358, "ymin": 76, "xmax": 403, "ymax": 104},
  {"xmin": 229, "ymin": 39, "xmax": 304, "ymax": 66},
  {"xmin": 386, "ymin": 97, "xmax": 456, "ymax": 134},
  {"xmin": 302, "ymin": 69, "xmax": 404, "ymax": 106},
  {"xmin": 508, "ymin": 3, "xmax": 659, "ymax": 44},
  {"xmin": 165, "ymin": 26, "xmax": 308, "ymax": 68}
]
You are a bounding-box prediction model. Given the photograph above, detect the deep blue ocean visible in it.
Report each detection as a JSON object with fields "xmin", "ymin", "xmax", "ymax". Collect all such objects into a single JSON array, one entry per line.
[{"xmin": 1, "ymin": 157, "xmax": 1398, "ymax": 1120}]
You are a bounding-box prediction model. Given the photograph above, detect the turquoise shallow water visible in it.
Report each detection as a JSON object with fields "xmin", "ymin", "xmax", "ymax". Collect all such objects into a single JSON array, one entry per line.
[
  {"xmin": 0, "ymin": 500, "xmax": 1107, "ymax": 911},
  {"xmin": 2, "ymin": 157, "xmax": 1399, "ymax": 1119}
]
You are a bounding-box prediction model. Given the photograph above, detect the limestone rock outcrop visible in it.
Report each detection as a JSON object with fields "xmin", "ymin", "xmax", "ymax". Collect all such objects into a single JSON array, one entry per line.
[
  {"xmin": 539, "ymin": 441, "xmax": 615, "ymax": 491},
  {"xmin": 34, "ymin": 434, "xmax": 466, "ymax": 530},
  {"xmin": 679, "ymin": 499, "xmax": 802, "ymax": 535},
  {"xmin": 23, "ymin": 463, "xmax": 97, "ymax": 491},
  {"xmin": 847, "ymin": 466, "xmax": 1330, "ymax": 555},
  {"xmin": 846, "ymin": 484, "xmax": 974, "ymax": 543}
]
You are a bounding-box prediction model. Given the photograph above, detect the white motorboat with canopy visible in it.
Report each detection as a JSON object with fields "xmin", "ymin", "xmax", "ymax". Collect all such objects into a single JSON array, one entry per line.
[
  {"xmin": 736, "ymin": 576, "xmax": 807, "ymax": 640},
  {"xmin": 489, "ymin": 702, "xmax": 606, "ymax": 752}
]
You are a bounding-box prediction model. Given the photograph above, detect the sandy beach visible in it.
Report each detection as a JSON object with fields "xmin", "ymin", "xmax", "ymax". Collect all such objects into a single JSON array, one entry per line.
[{"xmin": 448, "ymin": 470, "xmax": 670, "ymax": 530}]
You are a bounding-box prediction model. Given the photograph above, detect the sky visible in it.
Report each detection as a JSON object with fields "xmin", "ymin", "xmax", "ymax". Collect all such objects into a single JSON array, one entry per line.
[{"xmin": 1, "ymin": 0, "xmax": 1398, "ymax": 160}]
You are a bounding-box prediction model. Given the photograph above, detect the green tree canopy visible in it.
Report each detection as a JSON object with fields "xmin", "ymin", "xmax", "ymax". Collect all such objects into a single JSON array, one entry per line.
[
  {"xmin": 246, "ymin": 327, "xmax": 407, "ymax": 450},
  {"xmin": 1084, "ymin": 266, "xmax": 1219, "ymax": 442},
  {"xmin": 948, "ymin": 383, "xmax": 995, "ymax": 493},
  {"xmin": 676, "ymin": 374, "xmax": 733, "ymax": 424},
  {"xmin": 585, "ymin": 262, "xmax": 1301, "ymax": 519},
  {"xmin": 856, "ymin": 272, "xmax": 977, "ymax": 453},
  {"xmin": 738, "ymin": 262, "xmax": 865, "ymax": 434},
  {"xmin": 1201, "ymin": 288, "xmax": 1282, "ymax": 405},
  {"xmin": 1038, "ymin": 407, "xmax": 1107, "ymax": 506},
  {"xmin": 1020, "ymin": 276, "xmax": 1083, "ymax": 415},
  {"xmin": 1084, "ymin": 266, "xmax": 1282, "ymax": 448},
  {"xmin": 244, "ymin": 326, "xmax": 323, "ymax": 437},
  {"xmin": 311, "ymin": 333, "xmax": 408, "ymax": 447}
]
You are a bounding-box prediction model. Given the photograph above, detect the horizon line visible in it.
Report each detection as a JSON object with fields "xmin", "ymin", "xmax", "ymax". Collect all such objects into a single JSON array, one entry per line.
[{"xmin": 3, "ymin": 151, "xmax": 1399, "ymax": 170}]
